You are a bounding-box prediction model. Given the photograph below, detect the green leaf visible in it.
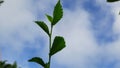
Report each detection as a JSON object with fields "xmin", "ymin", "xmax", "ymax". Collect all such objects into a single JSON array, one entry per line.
[
  {"xmin": 4, "ymin": 64, "xmax": 12, "ymax": 68},
  {"xmin": 0, "ymin": 61, "xmax": 6, "ymax": 65},
  {"xmin": 44, "ymin": 63, "xmax": 49, "ymax": 68},
  {"xmin": 12, "ymin": 62, "xmax": 17, "ymax": 68},
  {"xmin": 0, "ymin": 60, "xmax": 7, "ymax": 67},
  {"xmin": 107, "ymin": 0, "xmax": 120, "ymax": 2},
  {"xmin": 52, "ymin": 0, "xmax": 63, "ymax": 25},
  {"xmin": 28, "ymin": 57, "xmax": 45, "ymax": 67},
  {"xmin": 46, "ymin": 14, "xmax": 53, "ymax": 23},
  {"xmin": 35, "ymin": 21, "xmax": 50, "ymax": 36},
  {"xmin": 50, "ymin": 36, "xmax": 66, "ymax": 56}
]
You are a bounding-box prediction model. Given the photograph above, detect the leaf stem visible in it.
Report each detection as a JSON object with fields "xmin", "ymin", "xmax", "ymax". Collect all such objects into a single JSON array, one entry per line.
[{"xmin": 48, "ymin": 24, "xmax": 53, "ymax": 68}]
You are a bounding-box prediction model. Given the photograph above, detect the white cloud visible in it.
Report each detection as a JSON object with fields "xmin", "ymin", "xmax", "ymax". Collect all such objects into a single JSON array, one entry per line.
[
  {"xmin": 0, "ymin": 0, "xmax": 41, "ymax": 51},
  {"xmin": 112, "ymin": 5, "xmax": 120, "ymax": 34},
  {"xmin": 52, "ymin": 0, "xmax": 120, "ymax": 68},
  {"xmin": 0, "ymin": 0, "xmax": 43, "ymax": 67},
  {"xmin": 96, "ymin": 0, "xmax": 120, "ymax": 68},
  {"xmin": 1, "ymin": 0, "xmax": 120, "ymax": 68},
  {"xmin": 107, "ymin": 0, "xmax": 120, "ymax": 65},
  {"xmin": 51, "ymin": 7, "xmax": 99, "ymax": 68}
]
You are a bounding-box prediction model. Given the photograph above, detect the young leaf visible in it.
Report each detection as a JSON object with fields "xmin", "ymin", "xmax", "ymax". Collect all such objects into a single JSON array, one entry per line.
[
  {"xmin": 107, "ymin": 0, "xmax": 120, "ymax": 2},
  {"xmin": 35, "ymin": 21, "xmax": 50, "ymax": 36},
  {"xmin": 50, "ymin": 36, "xmax": 66, "ymax": 56},
  {"xmin": 46, "ymin": 14, "xmax": 53, "ymax": 23},
  {"xmin": 28, "ymin": 57, "xmax": 45, "ymax": 67},
  {"xmin": 52, "ymin": 0, "xmax": 63, "ymax": 25}
]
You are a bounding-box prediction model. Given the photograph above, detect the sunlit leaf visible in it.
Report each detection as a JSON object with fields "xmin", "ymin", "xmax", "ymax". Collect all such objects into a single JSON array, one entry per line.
[
  {"xmin": 52, "ymin": 0, "xmax": 63, "ymax": 25},
  {"xmin": 35, "ymin": 21, "xmax": 50, "ymax": 36},
  {"xmin": 50, "ymin": 36, "xmax": 66, "ymax": 56},
  {"xmin": 28, "ymin": 57, "xmax": 45, "ymax": 67}
]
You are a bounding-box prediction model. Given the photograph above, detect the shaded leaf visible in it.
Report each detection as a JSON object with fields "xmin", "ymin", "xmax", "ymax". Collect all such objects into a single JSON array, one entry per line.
[
  {"xmin": 12, "ymin": 62, "xmax": 17, "ymax": 68},
  {"xmin": 52, "ymin": 0, "xmax": 63, "ymax": 25},
  {"xmin": 0, "ymin": 60, "xmax": 6, "ymax": 65},
  {"xmin": 4, "ymin": 64, "xmax": 12, "ymax": 68},
  {"xmin": 50, "ymin": 36, "xmax": 66, "ymax": 56},
  {"xmin": 0, "ymin": 1, "xmax": 4, "ymax": 4},
  {"xmin": 28, "ymin": 57, "xmax": 45, "ymax": 67},
  {"xmin": 0, "ymin": 61, "xmax": 6, "ymax": 67},
  {"xmin": 44, "ymin": 63, "xmax": 49, "ymax": 68},
  {"xmin": 0, "ymin": 60, "xmax": 18, "ymax": 68},
  {"xmin": 46, "ymin": 14, "xmax": 53, "ymax": 23},
  {"xmin": 35, "ymin": 21, "xmax": 50, "ymax": 36},
  {"xmin": 107, "ymin": 0, "xmax": 120, "ymax": 2}
]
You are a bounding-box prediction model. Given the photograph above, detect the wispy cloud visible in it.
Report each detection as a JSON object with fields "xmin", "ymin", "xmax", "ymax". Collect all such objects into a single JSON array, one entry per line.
[
  {"xmin": 53, "ymin": 8, "xmax": 99, "ymax": 68},
  {"xmin": 0, "ymin": 0, "xmax": 42, "ymax": 67},
  {"xmin": 53, "ymin": 0, "xmax": 120, "ymax": 68}
]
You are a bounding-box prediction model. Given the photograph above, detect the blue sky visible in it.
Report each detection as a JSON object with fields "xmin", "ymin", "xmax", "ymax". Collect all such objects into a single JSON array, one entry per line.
[{"xmin": 0, "ymin": 0, "xmax": 120, "ymax": 68}]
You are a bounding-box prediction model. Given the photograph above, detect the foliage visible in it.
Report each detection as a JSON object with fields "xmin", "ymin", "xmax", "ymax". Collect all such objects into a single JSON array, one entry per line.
[
  {"xmin": 28, "ymin": 0, "xmax": 66, "ymax": 68},
  {"xmin": 107, "ymin": 0, "xmax": 120, "ymax": 2},
  {"xmin": 0, "ymin": 0, "xmax": 4, "ymax": 5},
  {"xmin": 0, "ymin": 61, "xmax": 18, "ymax": 68}
]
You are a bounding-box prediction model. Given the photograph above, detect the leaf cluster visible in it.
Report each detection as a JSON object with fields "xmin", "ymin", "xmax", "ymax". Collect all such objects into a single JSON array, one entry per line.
[
  {"xmin": 0, "ymin": 61, "xmax": 17, "ymax": 68},
  {"xmin": 28, "ymin": 0, "xmax": 66, "ymax": 68}
]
